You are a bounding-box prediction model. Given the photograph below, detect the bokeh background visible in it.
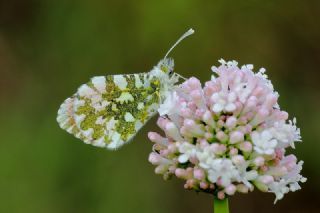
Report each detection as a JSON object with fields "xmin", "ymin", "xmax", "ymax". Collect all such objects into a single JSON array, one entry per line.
[{"xmin": 0, "ymin": 0, "xmax": 319, "ymax": 212}]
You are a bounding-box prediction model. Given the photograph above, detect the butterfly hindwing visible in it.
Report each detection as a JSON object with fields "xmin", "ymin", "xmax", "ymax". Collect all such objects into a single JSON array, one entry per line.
[{"xmin": 57, "ymin": 73, "xmax": 161, "ymax": 149}]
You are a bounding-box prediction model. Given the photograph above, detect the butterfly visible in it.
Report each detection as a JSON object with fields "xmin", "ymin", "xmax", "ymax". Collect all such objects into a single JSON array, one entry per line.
[{"xmin": 57, "ymin": 29, "xmax": 194, "ymax": 150}]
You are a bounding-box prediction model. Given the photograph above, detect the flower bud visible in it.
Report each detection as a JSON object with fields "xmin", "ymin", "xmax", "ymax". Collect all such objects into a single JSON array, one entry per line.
[
  {"xmin": 225, "ymin": 184, "xmax": 236, "ymax": 195},
  {"xmin": 239, "ymin": 141, "xmax": 253, "ymax": 152},
  {"xmin": 254, "ymin": 156, "xmax": 265, "ymax": 166},
  {"xmin": 226, "ymin": 116, "xmax": 237, "ymax": 129},
  {"xmin": 193, "ymin": 168, "xmax": 205, "ymax": 180},
  {"xmin": 230, "ymin": 131, "xmax": 244, "ymax": 144},
  {"xmin": 217, "ymin": 191, "xmax": 225, "ymax": 200}
]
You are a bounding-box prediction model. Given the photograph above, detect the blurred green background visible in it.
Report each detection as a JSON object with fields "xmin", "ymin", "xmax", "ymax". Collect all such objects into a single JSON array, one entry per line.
[{"xmin": 0, "ymin": 0, "xmax": 319, "ymax": 212}]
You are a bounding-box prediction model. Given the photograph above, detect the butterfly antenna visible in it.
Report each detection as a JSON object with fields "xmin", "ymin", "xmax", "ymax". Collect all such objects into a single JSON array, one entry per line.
[{"xmin": 164, "ymin": 28, "xmax": 195, "ymax": 59}]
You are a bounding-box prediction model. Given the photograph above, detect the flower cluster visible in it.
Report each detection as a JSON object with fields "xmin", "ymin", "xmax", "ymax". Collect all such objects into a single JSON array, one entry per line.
[{"xmin": 148, "ymin": 59, "xmax": 306, "ymax": 202}]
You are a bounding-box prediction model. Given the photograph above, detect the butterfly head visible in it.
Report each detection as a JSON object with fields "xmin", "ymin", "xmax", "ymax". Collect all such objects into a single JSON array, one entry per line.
[
  {"xmin": 149, "ymin": 58, "xmax": 175, "ymax": 82},
  {"xmin": 150, "ymin": 28, "xmax": 194, "ymax": 79},
  {"xmin": 157, "ymin": 58, "xmax": 174, "ymax": 76}
]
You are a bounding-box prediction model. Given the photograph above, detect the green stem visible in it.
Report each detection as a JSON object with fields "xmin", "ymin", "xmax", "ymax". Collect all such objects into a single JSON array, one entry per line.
[{"xmin": 213, "ymin": 197, "xmax": 229, "ymax": 213}]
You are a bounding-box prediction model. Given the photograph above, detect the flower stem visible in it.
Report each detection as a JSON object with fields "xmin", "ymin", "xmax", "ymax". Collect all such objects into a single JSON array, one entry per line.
[{"xmin": 213, "ymin": 197, "xmax": 229, "ymax": 213}]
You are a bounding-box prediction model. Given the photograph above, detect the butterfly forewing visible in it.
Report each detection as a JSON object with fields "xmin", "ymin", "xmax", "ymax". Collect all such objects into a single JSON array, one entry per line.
[{"xmin": 57, "ymin": 73, "xmax": 161, "ymax": 149}]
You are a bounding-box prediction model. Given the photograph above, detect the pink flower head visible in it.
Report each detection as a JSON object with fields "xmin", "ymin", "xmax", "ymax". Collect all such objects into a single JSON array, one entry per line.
[{"xmin": 148, "ymin": 59, "xmax": 305, "ymax": 203}]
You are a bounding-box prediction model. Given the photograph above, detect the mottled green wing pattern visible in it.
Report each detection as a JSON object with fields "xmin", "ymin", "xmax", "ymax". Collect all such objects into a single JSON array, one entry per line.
[{"xmin": 57, "ymin": 73, "xmax": 160, "ymax": 149}]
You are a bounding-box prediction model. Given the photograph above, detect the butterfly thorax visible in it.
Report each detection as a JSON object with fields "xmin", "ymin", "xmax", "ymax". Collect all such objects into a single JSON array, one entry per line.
[{"xmin": 149, "ymin": 58, "xmax": 179, "ymax": 101}]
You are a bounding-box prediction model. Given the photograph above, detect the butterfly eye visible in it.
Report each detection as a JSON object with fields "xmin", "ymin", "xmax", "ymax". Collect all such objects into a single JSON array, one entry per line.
[{"xmin": 158, "ymin": 58, "xmax": 174, "ymax": 75}]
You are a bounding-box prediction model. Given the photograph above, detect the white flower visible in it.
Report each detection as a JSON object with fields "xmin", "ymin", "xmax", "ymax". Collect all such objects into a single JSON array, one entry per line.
[
  {"xmin": 234, "ymin": 160, "xmax": 258, "ymax": 188},
  {"xmin": 197, "ymin": 149, "xmax": 215, "ymax": 169},
  {"xmin": 251, "ymin": 130, "xmax": 278, "ymax": 155},
  {"xmin": 211, "ymin": 91, "xmax": 237, "ymax": 113},
  {"xmin": 268, "ymin": 159, "xmax": 306, "ymax": 203},
  {"xmin": 268, "ymin": 180, "xmax": 289, "ymax": 202},
  {"xmin": 177, "ymin": 142, "xmax": 197, "ymax": 163},
  {"xmin": 206, "ymin": 159, "xmax": 240, "ymax": 187},
  {"xmin": 158, "ymin": 91, "xmax": 181, "ymax": 116},
  {"xmin": 270, "ymin": 118, "xmax": 301, "ymax": 148}
]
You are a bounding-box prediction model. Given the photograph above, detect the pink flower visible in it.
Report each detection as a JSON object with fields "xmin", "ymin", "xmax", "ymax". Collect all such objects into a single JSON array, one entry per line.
[{"xmin": 148, "ymin": 59, "xmax": 306, "ymax": 202}]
